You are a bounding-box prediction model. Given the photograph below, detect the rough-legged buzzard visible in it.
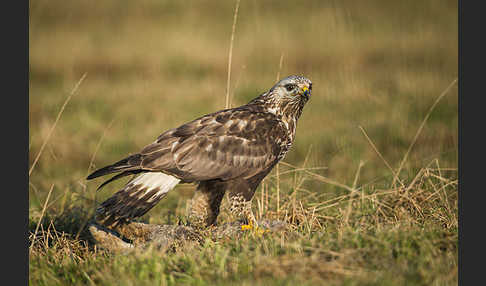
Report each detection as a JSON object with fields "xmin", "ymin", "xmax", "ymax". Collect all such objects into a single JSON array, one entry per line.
[{"xmin": 87, "ymin": 75, "xmax": 312, "ymax": 229}]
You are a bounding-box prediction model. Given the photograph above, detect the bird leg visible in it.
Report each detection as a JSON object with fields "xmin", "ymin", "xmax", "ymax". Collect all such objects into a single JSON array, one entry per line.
[
  {"xmin": 188, "ymin": 181, "xmax": 226, "ymax": 228},
  {"xmin": 228, "ymin": 192, "xmax": 258, "ymax": 231}
]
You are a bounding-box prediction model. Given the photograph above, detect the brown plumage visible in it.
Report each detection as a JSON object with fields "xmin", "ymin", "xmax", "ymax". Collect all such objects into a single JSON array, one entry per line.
[{"xmin": 87, "ymin": 75, "xmax": 312, "ymax": 228}]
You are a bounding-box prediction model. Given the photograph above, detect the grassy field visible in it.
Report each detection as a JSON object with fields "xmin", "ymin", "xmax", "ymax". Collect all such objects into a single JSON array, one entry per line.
[{"xmin": 29, "ymin": 0, "xmax": 458, "ymax": 285}]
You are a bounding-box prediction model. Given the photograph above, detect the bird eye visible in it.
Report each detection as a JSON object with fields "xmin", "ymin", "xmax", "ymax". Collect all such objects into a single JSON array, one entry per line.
[{"xmin": 284, "ymin": 84, "xmax": 296, "ymax": 92}]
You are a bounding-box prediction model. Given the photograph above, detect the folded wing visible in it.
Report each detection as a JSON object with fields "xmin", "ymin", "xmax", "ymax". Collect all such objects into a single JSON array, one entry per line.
[{"xmin": 87, "ymin": 107, "xmax": 286, "ymax": 189}]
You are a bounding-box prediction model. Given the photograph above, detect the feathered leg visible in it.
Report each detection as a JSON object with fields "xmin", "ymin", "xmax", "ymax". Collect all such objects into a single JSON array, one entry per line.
[
  {"xmin": 188, "ymin": 180, "xmax": 226, "ymax": 228},
  {"xmin": 226, "ymin": 179, "xmax": 259, "ymax": 229},
  {"xmin": 228, "ymin": 192, "xmax": 257, "ymax": 227}
]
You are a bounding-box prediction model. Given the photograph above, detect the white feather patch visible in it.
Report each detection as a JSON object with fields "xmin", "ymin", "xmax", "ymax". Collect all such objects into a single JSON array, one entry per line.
[
  {"xmin": 237, "ymin": 120, "xmax": 247, "ymax": 129},
  {"xmin": 267, "ymin": 107, "xmax": 278, "ymax": 114},
  {"xmin": 205, "ymin": 143, "xmax": 213, "ymax": 152},
  {"xmin": 127, "ymin": 172, "xmax": 180, "ymax": 201}
]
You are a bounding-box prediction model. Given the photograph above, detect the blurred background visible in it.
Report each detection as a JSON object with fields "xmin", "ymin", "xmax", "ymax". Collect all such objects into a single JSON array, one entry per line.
[{"xmin": 29, "ymin": 0, "xmax": 457, "ymax": 217}]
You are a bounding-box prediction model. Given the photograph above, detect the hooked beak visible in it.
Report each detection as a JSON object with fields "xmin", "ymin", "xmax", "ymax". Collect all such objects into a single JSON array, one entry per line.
[{"xmin": 301, "ymin": 85, "xmax": 311, "ymax": 100}]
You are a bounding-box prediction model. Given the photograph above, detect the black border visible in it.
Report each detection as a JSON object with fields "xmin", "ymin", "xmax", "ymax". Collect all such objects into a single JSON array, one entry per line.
[
  {"xmin": 3, "ymin": 0, "xmax": 29, "ymax": 284},
  {"xmin": 458, "ymin": 0, "xmax": 480, "ymax": 285}
]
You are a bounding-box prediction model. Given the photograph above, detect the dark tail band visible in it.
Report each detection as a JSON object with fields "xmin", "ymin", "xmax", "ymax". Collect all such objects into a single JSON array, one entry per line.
[{"xmin": 87, "ymin": 154, "xmax": 143, "ymax": 180}]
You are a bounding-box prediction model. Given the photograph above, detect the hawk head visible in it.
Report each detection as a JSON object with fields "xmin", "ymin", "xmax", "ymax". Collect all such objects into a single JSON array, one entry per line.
[
  {"xmin": 251, "ymin": 75, "xmax": 312, "ymax": 120},
  {"xmin": 270, "ymin": 75, "xmax": 312, "ymax": 102}
]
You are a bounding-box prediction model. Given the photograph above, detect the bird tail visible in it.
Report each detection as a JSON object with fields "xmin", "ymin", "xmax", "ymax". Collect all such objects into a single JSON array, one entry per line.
[
  {"xmin": 95, "ymin": 172, "xmax": 181, "ymax": 228},
  {"xmin": 87, "ymin": 154, "xmax": 143, "ymax": 180}
]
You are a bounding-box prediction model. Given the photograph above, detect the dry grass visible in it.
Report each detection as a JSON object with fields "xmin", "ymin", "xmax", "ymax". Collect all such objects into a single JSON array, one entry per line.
[
  {"xmin": 29, "ymin": 0, "xmax": 457, "ymax": 285},
  {"xmin": 29, "ymin": 160, "xmax": 457, "ymax": 285}
]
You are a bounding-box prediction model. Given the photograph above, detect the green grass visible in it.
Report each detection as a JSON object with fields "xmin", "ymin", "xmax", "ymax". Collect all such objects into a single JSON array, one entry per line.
[{"xmin": 29, "ymin": 0, "xmax": 457, "ymax": 285}]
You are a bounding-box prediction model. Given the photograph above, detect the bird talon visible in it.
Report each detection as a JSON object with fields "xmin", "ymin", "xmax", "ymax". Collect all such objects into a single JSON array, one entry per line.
[
  {"xmin": 241, "ymin": 219, "xmax": 254, "ymax": 230},
  {"xmin": 240, "ymin": 220, "xmax": 267, "ymax": 235}
]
